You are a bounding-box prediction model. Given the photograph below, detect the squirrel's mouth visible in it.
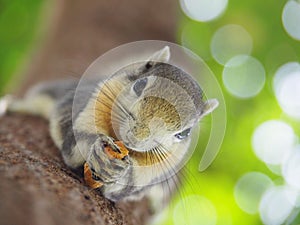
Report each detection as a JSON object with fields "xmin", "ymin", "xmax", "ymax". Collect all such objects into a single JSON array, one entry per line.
[
  {"xmin": 123, "ymin": 137, "xmax": 164, "ymax": 154},
  {"xmin": 123, "ymin": 140, "xmax": 157, "ymax": 153},
  {"xmin": 123, "ymin": 143, "xmax": 149, "ymax": 152}
]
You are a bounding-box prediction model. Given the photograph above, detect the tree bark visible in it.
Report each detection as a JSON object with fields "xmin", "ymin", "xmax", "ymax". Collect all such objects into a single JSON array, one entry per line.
[{"xmin": 0, "ymin": 0, "xmax": 177, "ymax": 224}]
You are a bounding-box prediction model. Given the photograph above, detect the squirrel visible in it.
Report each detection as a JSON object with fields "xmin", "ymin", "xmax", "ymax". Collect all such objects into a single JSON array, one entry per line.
[{"xmin": 0, "ymin": 46, "xmax": 218, "ymax": 207}]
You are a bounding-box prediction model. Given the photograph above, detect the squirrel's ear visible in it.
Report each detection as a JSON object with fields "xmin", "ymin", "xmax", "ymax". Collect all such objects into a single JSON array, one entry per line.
[
  {"xmin": 130, "ymin": 46, "xmax": 170, "ymax": 79},
  {"xmin": 201, "ymin": 99, "xmax": 219, "ymax": 117},
  {"xmin": 141, "ymin": 46, "xmax": 170, "ymax": 71},
  {"xmin": 148, "ymin": 46, "xmax": 170, "ymax": 63}
]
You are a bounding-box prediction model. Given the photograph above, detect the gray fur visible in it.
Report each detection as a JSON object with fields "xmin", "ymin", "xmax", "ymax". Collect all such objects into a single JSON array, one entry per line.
[
  {"xmin": 127, "ymin": 62, "xmax": 204, "ymax": 115},
  {"xmin": 27, "ymin": 79, "xmax": 79, "ymax": 100}
]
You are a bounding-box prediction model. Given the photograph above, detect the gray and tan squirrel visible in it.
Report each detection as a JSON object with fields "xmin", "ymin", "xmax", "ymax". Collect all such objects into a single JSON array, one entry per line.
[{"xmin": 1, "ymin": 46, "xmax": 218, "ymax": 210}]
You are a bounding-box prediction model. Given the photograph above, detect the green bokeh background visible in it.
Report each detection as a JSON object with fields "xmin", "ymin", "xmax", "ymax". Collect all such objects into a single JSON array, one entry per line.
[
  {"xmin": 0, "ymin": 0, "xmax": 45, "ymax": 95},
  {"xmin": 1, "ymin": 1, "xmax": 300, "ymax": 225},
  {"xmin": 170, "ymin": 1, "xmax": 300, "ymax": 225}
]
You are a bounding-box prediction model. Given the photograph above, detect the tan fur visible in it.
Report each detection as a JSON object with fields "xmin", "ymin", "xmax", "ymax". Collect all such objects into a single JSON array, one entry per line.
[
  {"xmin": 138, "ymin": 96, "xmax": 181, "ymax": 131},
  {"xmin": 93, "ymin": 78, "xmax": 177, "ymax": 167},
  {"xmin": 94, "ymin": 77, "xmax": 124, "ymax": 138},
  {"xmin": 129, "ymin": 150, "xmax": 171, "ymax": 166},
  {"xmin": 9, "ymin": 95, "xmax": 54, "ymax": 119}
]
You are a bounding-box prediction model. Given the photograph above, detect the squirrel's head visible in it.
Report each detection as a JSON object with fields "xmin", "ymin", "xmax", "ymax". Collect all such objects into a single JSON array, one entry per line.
[{"xmin": 105, "ymin": 46, "xmax": 219, "ymax": 152}]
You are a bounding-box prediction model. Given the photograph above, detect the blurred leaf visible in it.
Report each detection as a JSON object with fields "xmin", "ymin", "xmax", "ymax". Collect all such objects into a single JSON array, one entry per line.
[{"xmin": 0, "ymin": 0, "xmax": 45, "ymax": 94}]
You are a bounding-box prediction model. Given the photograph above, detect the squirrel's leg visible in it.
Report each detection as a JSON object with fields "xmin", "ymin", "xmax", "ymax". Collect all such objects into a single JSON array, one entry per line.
[
  {"xmin": 86, "ymin": 135, "xmax": 131, "ymax": 183},
  {"xmin": 49, "ymin": 89, "xmax": 131, "ymax": 180},
  {"xmin": 59, "ymin": 127, "xmax": 132, "ymax": 184}
]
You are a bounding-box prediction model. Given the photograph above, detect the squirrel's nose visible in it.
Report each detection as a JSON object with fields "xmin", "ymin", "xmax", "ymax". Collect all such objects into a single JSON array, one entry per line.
[{"xmin": 131, "ymin": 123, "xmax": 150, "ymax": 141}]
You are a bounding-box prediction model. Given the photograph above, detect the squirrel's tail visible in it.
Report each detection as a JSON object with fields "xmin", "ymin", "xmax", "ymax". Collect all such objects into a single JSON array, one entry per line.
[{"xmin": 0, "ymin": 79, "xmax": 78, "ymax": 119}]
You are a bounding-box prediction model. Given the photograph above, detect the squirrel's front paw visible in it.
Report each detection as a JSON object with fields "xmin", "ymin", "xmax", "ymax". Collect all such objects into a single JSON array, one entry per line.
[{"xmin": 87, "ymin": 138, "xmax": 131, "ymax": 184}]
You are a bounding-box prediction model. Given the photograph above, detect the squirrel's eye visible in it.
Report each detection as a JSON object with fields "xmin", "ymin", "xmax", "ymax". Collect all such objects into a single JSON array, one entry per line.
[
  {"xmin": 91, "ymin": 172, "xmax": 101, "ymax": 181},
  {"xmin": 174, "ymin": 128, "xmax": 191, "ymax": 140},
  {"xmin": 133, "ymin": 78, "xmax": 148, "ymax": 96}
]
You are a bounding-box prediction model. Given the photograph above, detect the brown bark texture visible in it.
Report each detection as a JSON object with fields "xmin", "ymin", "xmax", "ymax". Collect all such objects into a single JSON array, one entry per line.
[{"xmin": 0, "ymin": 0, "xmax": 177, "ymax": 224}]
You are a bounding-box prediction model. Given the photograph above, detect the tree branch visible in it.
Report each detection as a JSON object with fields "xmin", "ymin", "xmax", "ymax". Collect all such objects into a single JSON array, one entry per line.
[{"xmin": 0, "ymin": 0, "xmax": 176, "ymax": 224}]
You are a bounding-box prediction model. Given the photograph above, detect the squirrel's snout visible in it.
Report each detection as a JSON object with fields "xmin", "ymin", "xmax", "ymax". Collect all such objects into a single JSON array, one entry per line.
[{"xmin": 130, "ymin": 121, "xmax": 150, "ymax": 141}]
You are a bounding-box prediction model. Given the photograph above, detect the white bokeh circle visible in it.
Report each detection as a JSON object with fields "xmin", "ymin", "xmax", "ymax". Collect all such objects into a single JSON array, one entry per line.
[
  {"xmin": 259, "ymin": 186, "xmax": 298, "ymax": 225},
  {"xmin": 273, "ymin": 62, "xmax": 300, "ymax": 93},
  {"xmin": 180, "ymin": 0, "xmax": 228, "ymax": 22},
  {"xmin": 282, "ymin": 0, "xmax": 300, "ymax": 41},
  {"xmin": 211, "ymin": 24, "xmax": 253, "ymax": 65},
  {"xmin": 273, "ymin": 62, "xmax": 300, "ymax": 119},
  {"xmin": 223, "ymin": 55, "xmax": 266, "ymax": 99},
  {"xmin": 234, "ymin": 172, "xmax": 273, "ymax": 214},
  {"xmin": 282, "ymin": 146, "xmax": 300, "ymax": 190},
  {"xmin": 252, "ymin": 120, "xmax": 296, "ymax": 165}
]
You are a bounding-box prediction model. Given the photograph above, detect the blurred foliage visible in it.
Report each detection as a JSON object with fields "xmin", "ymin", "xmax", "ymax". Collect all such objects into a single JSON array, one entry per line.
[
  {"xmin": 0, "ymin": 0, "xmax": 45, "ymax": 95},
  {"xmin": 1, "ymin": 0, "xmax": 300, "ymax": 224},
  {"xmin": 162, "ymin": 0, "xmax": 300, "ymax": 225}
]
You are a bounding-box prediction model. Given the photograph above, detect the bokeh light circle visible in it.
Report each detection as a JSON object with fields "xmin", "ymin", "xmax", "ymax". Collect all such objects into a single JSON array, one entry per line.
[
  {"xmin": 234, "ymin": 172, "xmax": 273, "ymax": 214},
  {"xmin": 273, "ymin": 62, "xmax": 300, "ymax": 119},
  {"xmin": 252, "ymin": 120, "xmax": 296, "ymax": 165},
  {"xmin": 259, "ymin": 186, "xmax": 297, "ymax": 225},
  {"xmin": 282, "ymin": 146, "xmax": 300, "ymax": 190},
  {"xmin": 211, "ymin": 24, "xmax": 253, "ymax": 65},
  {"xmin": 223, "ymin": 55, "xmax": 266, "ymax": 98},
  {"xmin": 277, "ymin": 72, "xmax": 300, "ymax": 118},
  {"xmin": 180, "ymin": 0, "xmax": 228, "ymax": 22},
  {"xmin": 282, "ymin": 0, "xmax": 300, "ymax": 41},
  {"xmin": 273, "ymin": 62, "xmax": 300, "ymax": 93},
  {"xmin": 266, "ymin": 164, "xmax": 282, "ymax": 176},
  {"xmin": 173, "ymin": 195, "xmax": 217, "ymax": 225}
]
